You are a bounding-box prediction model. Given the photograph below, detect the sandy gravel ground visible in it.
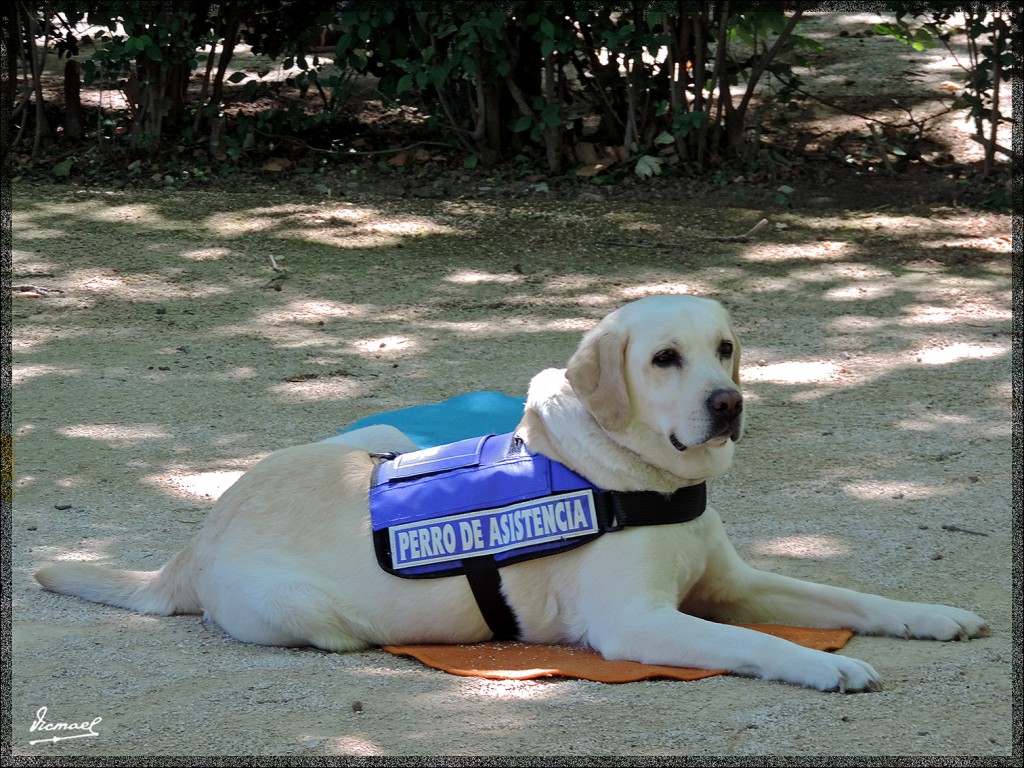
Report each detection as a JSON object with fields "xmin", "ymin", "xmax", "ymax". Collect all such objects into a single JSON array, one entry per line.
[{"xmin": 8, "ymin": 177, "xmax": 1014, "ymax": 757}]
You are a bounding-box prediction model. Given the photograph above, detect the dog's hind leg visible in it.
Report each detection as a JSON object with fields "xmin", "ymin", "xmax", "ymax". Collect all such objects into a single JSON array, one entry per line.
[{"xmin": 202, "ymin": 577, "xmax": 371, "ymax": 652}]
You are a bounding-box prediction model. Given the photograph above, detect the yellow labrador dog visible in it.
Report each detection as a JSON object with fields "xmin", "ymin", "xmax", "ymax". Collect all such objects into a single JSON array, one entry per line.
[{"xmin": 36, "ymin": 294, "xmax": 987, "ymax": 691}]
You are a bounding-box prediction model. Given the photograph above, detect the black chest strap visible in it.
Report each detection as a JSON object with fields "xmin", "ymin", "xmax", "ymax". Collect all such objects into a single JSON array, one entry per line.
[
  {"xmin": 597, "ymin": 482, "xmax": 707, "ymax": 530},
  {"xmin": 468, "ymin": 482, "xmax": 707, "ymax": 641},
  {"xmin": 464, "ymin": 556, "xmax": 523, "ymax": 641}
]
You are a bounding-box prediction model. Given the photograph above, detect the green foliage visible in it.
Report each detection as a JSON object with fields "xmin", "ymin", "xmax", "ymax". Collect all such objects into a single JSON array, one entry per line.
[
  {"xmin": 52, "ymin": 157, "xmax": 75, "ymax": 177},
  {"xmin": 79, "ymin": 4, "xmax": 203, "ymax": 85},
  {"xmin": 873, "ymin": 3, "xmax": 1018, "ymax": 175},
  {"xmin": 14, "ymin": 2, "xmax": 1014, "ymax": 181},
  {"xmin": 634, "ymin": 154, "xmax": 663, "ymax": 179},
  {"xmin": 18, "ymin": 1, "xmax": 822, "ymax": 171}
]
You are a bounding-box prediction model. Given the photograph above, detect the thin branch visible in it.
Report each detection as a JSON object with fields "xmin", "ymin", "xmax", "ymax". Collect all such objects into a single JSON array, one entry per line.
[
  {"xmin": 868, "ymin": 123, "xmax": 896, "ymax": 175},
  {"xmin": 782, "ymin": 76, "xmax": 957, "ymax": 136},
  {"xmin": 192, "ymin": 39, "xmax": 217, "ymax": 134},
  {"xmin": 699, "ymin": 0, "xmax": 729, "ymax": 164},
  {"xmin": 12, "ymin": 284, "xmax": 65, "ymax": 296},
  {"xmin": 968, "ymin": 133, "xmax": 1019, "ymax": 162},
  {"xmin": 566, "ymin": 40, "xmax": 625, "ymax": 134},
  {"xmin": 339, "ymin": 140, "xmax": 463, "ymax": 157},
  {"xmin": 693, "ymin": 0, "xmax": 706, "ymax": 117},
  {"xmin": 252, "ymin": 130, "xmax": 461, "ymax": 157},
  {"xmin": 431, "ymin": 82, "xmax": 478, "ymax": 155},
  {"xmin": 941, "ymin": 524, "xmax": 989, "ymax": 537},
  {"xmin": 262, "ymin": 255, "xmax": 288, "ymax": 289},
  {"xmin": 470, "ymin": 49, "xmax": 487, "ymax": 143},
  {"xmin": 600, "ymin": 240, "xmax": 674, "ymax": 249},
  {"xmin": 985, "ymin": 9, "xmax": 1004, "ymax": 177},
  {"xmin": 734, "ymin": 6, "xmax": 807, "ymax": 123},
  {"xmin": 710, "ymin": 3, "xmax": 730, "ymax": 137},
  {"xmin": 704, "ymin": 218, "xmax": 768, "ymax": 242},
  {"xmin": 599, "ymin": 218, "xmax": 770, "ymax": 248},
  {"xmin": 504, "ymin": 73, "xmax": 536, "ymax": 121}
]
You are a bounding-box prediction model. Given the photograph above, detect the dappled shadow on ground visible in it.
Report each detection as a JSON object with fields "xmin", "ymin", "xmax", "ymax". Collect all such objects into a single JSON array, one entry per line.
[
  {"xmin": 11, "ymin": 185, "xmax": 1011, "ymax": 559},
  {"xmin": 9, "ymin": 185, "xmax": 1013, "ymax": 756}
]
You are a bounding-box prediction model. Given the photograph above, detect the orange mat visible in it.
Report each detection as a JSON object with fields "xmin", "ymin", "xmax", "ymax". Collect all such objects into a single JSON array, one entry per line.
[{"xmin": 382, "ymin": 624, "xmax": 854, "ymax": 683}]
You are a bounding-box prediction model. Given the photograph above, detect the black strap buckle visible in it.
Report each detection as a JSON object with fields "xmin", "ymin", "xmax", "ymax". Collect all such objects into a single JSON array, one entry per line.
[
  {"xmin": 597, "ymin": 483, "xmax": 707, "ymax": 531},
  {"xmin": 598, "ymin": 494, "xmax": 625, "ymax": 532}
]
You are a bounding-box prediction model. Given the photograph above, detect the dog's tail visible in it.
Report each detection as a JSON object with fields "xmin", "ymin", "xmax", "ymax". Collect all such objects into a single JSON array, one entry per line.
[{"xmin": 35, "ymin": 547, "xmax": 201, "ymax": 616}]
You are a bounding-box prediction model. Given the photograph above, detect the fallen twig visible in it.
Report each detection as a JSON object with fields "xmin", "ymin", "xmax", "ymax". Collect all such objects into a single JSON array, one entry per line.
[
  {"xmin": 599, "ymin": 218, "xmax": 770, "ymax": 249},
  {"xmin": 261, "ymin": 254, "xmax": 289, "ymax": 290},
  {"xmin": 254, "ymin": 129, "xmax": 461, "ymax": 158},
  {"xmin": 779, "ymin": 77, "xmax": 957, "ymax": 136},
  {"xmin": 12, "ymin": 284, "xmax": 64, "ymax": 297},
  {"xmin": 254, "ymin": 694, "xmax": 310, "ymax": 705},
  {"xmin": 337, "ymin": 140, "xmax": 463, "ymax": 157},
  {"xmin": 868, "ymin": 123, "xmax": 896, "ymax": 176},
  {"xmin": 704, "ymin": 218, "xmax": 769, "ymax": 242},
  {"xmin": 599, "ymin": 239, "xmax": 672, "ymax": 249},
  {"xmin": 941, "ymin": 524, "xmax": 988, "ymax": 537},
  {"xmin": 285, "ymin": 368, "xmax": 353, "ymax": 383}
]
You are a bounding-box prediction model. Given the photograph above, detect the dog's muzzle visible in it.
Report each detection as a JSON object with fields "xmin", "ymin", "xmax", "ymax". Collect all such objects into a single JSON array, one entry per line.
[{"xmin": 671, "ymin": 389, "xmax": 743, "ymax": 451}]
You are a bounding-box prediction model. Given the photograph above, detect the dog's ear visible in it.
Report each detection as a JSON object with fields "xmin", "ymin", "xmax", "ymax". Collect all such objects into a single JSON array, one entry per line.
[
  {"xmin": 729, "ymin": 321, "xmax": 742, "ymax": 389},
  {"xmin": 566, "ymin": 329, "xmax": 631, "ymax": 432},
  {"xmin": 727, "ymin": 316, "xmax": 745, "ymax": 441}
]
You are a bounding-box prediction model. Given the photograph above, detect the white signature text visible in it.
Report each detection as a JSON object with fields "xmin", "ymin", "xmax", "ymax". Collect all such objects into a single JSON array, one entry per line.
[{"xmin": 29, "ymin": 706, "xmax": 102, "ymax": 745}]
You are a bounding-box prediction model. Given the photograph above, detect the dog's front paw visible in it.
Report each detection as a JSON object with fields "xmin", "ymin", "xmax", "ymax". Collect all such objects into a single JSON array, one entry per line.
[
  {"xmin": 815, "ymin": 655, "xmax": 882, "ymax": 694},
  {"xmin": 760, "ymin": 649, "xmax": 882, "ymax": 693},
  {"xmin": 897, "ymin": 604, "xmax": 989, "ymax": 641}
]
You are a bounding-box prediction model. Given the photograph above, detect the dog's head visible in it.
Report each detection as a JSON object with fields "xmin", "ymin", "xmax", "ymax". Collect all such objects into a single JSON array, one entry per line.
[{"xmin": 566, "ymin": 294, "xmax": 744, "ymax": 477}]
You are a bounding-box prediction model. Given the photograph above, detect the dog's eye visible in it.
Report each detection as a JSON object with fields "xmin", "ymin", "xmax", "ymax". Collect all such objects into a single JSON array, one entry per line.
[
  {"xmin": 652, "ymin": 349, "xmax": 682, "ymax": 368},
  {"xmin": 718, "ymin": 340, "xmax": 734, "ymax": 359}
]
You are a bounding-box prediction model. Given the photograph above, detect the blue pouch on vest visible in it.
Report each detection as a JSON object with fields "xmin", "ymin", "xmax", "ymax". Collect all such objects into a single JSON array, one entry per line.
[{"xmin": 371, "ymin": 433, "xmax": 605, "ymax": 578}]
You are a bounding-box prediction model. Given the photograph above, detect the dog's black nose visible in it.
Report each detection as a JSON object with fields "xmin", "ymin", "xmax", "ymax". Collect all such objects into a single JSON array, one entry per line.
[{"xmin": 707, "ymin": 389, "xmax": 743, "ymax": 420}]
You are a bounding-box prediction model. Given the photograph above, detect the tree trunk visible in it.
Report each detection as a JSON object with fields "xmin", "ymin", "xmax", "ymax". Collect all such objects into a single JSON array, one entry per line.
[
  {"xmin": 126, "ymin": 4, "xmax": 200, "ymax": 151},
  {"xmin": 983, "ymin": 10, "xmax": 1004, "ymax": 178},
  {"xmin": 543, "ymin": 54, "xmax": 563, "ymax": 172},
  {"xmin": 668, "ymin": 12, "xmax": 691, "ymax": 161},
  {"xmin": 207, "ymin": 13, "xmax": 241, "ymax": 114},
  {"xmin": 502, "ymin": 15, "xmax": 542, "ymax": 153},
  {"xmin": 129, "ymin": 59, "xmax": 165, "ymax": 149},
  {"xmin": 483, "ymin": 78, "xmax": 503, "ymax": 165},
  {"xmin": 163, "ymin": 60, "xmax": 191, "ymax": 132},
  {"xmin": 63, "ymin": 59, "xmax": 83, "ymax": 141},
  {"xmin": 23, "ymin": 8, "xmax": 52, "ymax": 157}
]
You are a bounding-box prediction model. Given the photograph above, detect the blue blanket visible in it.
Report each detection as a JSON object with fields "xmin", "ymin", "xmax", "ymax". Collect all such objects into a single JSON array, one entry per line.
[{"xmin": 339, "ymin": 391, "xmax": 527, "ymax": 449}]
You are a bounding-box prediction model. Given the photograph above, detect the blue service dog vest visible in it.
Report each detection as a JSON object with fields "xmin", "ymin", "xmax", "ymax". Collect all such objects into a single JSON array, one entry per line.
[
  {"xmin": 371, "ymin": 433, "xmax": 603, "ymax": 577},
  {"xmin": 369, "ymin": 432, "xmax": 707, "ymax": 639}
]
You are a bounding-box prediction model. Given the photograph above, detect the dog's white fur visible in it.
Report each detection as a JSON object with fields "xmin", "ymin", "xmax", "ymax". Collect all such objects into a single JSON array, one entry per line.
[{"xmin": 36, "ymin": 294, "xmax": 987, "ymax": 691}]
